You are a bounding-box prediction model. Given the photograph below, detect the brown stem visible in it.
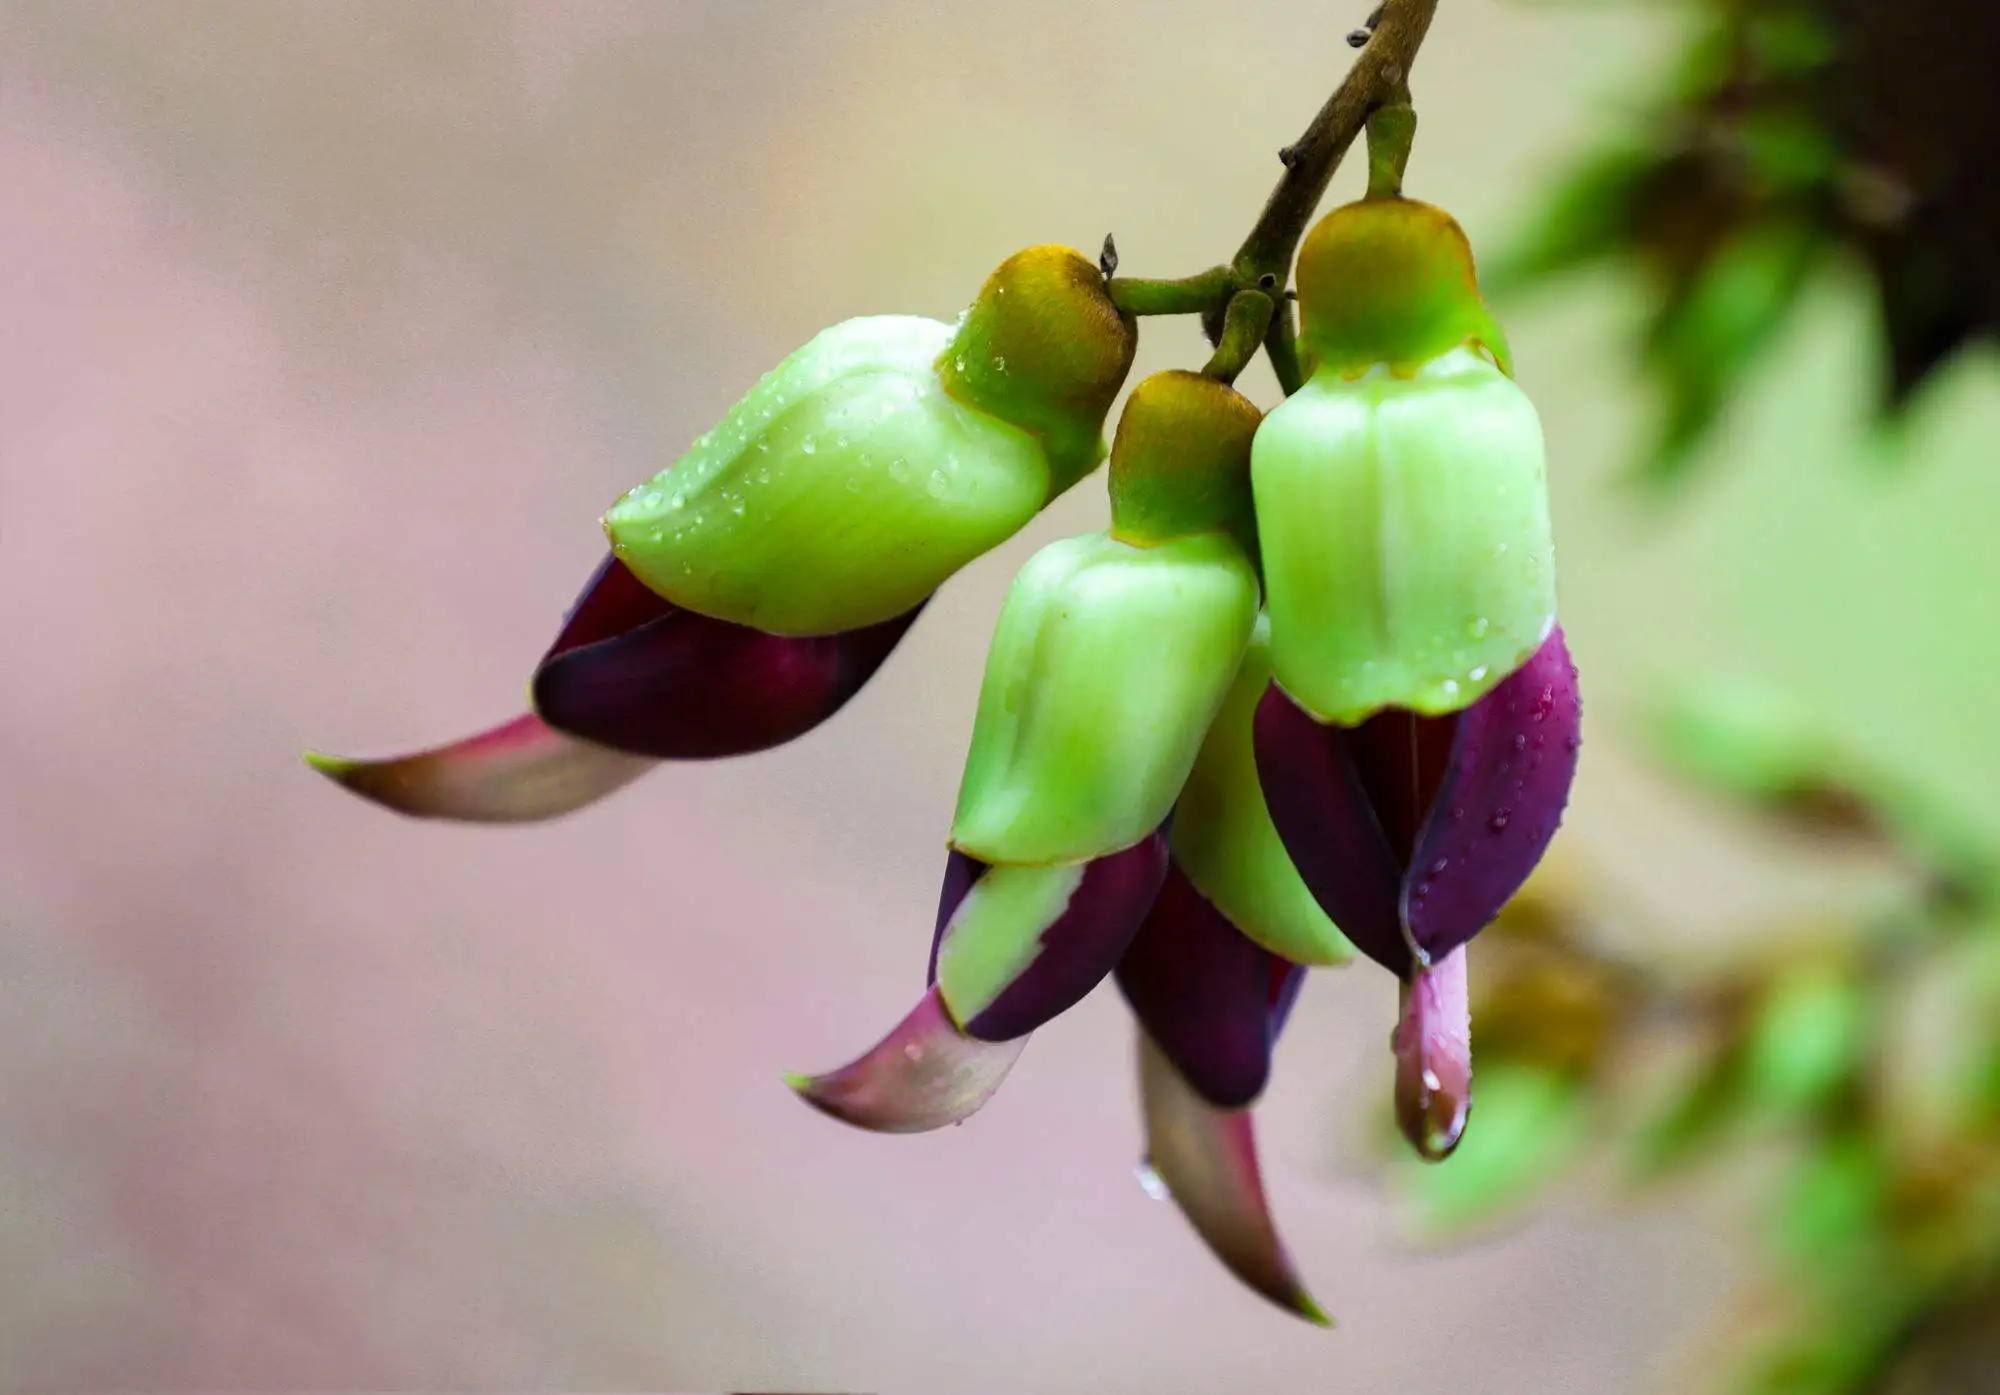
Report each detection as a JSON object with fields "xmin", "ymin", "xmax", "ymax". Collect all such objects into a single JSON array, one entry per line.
[{"xmin": 1232, "ymin": 0, "xmax": 1441, "ymax": 288}]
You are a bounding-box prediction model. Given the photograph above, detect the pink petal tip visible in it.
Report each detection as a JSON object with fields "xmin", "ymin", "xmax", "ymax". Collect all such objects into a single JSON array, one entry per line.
[
  {"xmin": 788, "ymin": 988, "xmax": 1027, "ymax": 1134},
  {"xmin": 1137, "ymin": 1033, "xmax": 1332, "ymax": 1325},
  {"xmin": 305, "ymin": 713, "xmax": 652, "ymax": 824}
]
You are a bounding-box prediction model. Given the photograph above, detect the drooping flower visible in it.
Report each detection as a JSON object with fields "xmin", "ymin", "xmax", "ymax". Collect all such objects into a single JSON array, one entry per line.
[
  {"xmin": 1249, "ymin": 196, "xmax": 1582, "ymax": 1158},
  {"xmin": 307, "ymin": 248, "xmax": 1135, "ymax": 820}
]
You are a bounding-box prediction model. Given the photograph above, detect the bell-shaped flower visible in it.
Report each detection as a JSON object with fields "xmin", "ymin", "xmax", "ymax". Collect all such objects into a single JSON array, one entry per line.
[
  {"xmin": 1252, "ymin": 198, "xmax": 1555, "ymax": 725},
  {"xmin": 308, "ymin": 247, "xmax": 1136, "ymax": 822},
  {"xmin": 790, "ymin": 372, "xmax": 1264, "ymax": 1127},
  {"xmin": 606, "ymin": 247, "xmax": 1136, "ymax": 637},
  {"xmin": 1248, "ymin": 197, "xmax": 1581, "ymax": 1157}
]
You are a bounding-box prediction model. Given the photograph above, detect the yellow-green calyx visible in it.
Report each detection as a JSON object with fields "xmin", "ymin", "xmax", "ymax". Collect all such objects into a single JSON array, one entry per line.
[
  {"xmin": 937, "ymin": 246, "xmax": 1138, "ymax": 498},
  {"xmin": 1108, "ymin": 370, "xmax": 1264, "ymax": 553},
  {"xmin": 1296, "ymin": 198, "xmax": 1511, "ymax": 380}
]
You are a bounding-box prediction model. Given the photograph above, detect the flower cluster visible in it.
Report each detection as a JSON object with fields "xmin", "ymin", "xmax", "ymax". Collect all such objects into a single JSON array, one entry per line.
[{"xmin": 311, "ymin": 196, "xmax": 1579, "ymax": 1320}]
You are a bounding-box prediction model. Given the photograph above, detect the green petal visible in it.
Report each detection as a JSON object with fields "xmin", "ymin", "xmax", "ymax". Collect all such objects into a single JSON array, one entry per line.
[
  {"xmin": 933, "ymin": 862, "xmax": 1088, "ymax": 1026},
  {"xmin": 950, "ymin": 531, "xmax": 1260, "ymax": 865},
  {"xmin": 605, "ymin": 316, "xmax": 1050, "ymax": 636},
  {"xmin": 1252, "ymin": 347, "xmax": 1557, "ymax": 724},
  {"xmin": 1171, "ymin": 616, "xmax": 1354, "ymax": 967}
]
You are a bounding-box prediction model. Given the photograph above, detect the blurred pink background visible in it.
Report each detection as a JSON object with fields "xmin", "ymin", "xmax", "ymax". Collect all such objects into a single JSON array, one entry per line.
[{"xmin": 0, "ymin": 3, "xmax": 1827, "ymax": 1390}]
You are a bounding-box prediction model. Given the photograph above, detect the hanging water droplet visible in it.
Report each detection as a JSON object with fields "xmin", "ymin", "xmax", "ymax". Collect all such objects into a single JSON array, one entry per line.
[{"xmin": 1488, "ymin": 809, "xmax": 1512, "ymax": 833}]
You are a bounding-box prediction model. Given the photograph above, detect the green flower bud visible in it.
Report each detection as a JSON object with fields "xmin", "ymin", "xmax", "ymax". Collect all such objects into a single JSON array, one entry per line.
[
  {"xmin": 950, "ymin": 531, "xmax": 1260, "ymax": 866},
  {"xmin": 1171, "ymin": 616, "xmax": 1354, "ymax": 968},
  {"xmin": 1253, "ymin": 346, "xmax": 1556, "ymax": 724},
  {"xmin": 1255, "ymin": 197, "xmax": 1554, "ymax": 725},
  {"xmin": 938, "ymin": 246, "xmax": 1139, "ymax": 498},
  {"xmin": 605, "ymin": 248, "xmax": 1135, "ymax": 637},
  {"xmin": 1295, "ymin": 198, "xmax": 1509, "ymax": 379},
  {"xmin": 1107, "ymin": 370, "xmax": 1263, "ymax": 556}
]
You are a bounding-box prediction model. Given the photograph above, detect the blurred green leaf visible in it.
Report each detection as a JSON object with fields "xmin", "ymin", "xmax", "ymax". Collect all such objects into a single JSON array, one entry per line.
[
  {"xmin": 1744, "ymin": 965, "xmax": 1869, "ymax": 1119},
  {"xmin": 1773, "ymin": 1137, "xmax": 1889, "ymax": 1276}
]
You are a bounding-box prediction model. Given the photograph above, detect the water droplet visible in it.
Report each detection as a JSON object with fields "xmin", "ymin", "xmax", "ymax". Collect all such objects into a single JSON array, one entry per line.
[
  {"xmin": 1512, "ymin": 733, "xmax": 1529, "ymax": 754},
  {"xmin": 756, "ymin": 441, "xmax": 771, "ymax": 454},
  {"xmin": 729, "ymin": 499, "xmax": 746, "ymax": 516},
  {"xmin": 1465, "ymin": 617, "xmax": 1491, "ymax": 640},
  {"xmin": 1448, "ymin": 806, "xmax": 1465, "ymax": 822},
  {"xmin": 801, "ymin": 437, "xmax": 818, "ymax": 455},
  {"xmin": 1564, "ymin": 734, "xmax": 1583, "ymax": 753},
  {"xmin": 1135, "ymin": 1162, "xmax": 1170, "ymax": 1202},
  {"xmin": 1429, "ymin": 858, "xmax": 1449, "ymax": 876},
  {"xmin": 1422, "ymin": 1069, "xmax": 1442, "ymax": 1093},
  {"xmin": 927, "ymin": 469, "xmax": 950, "ymax": 498},
  {"xmin": 993, "ymin": 354, "xmax": 1008, "ymax": 373},
  {"xmin": 836, "ymin": 434, "xmax": 850, "ymax": 449},
  {"xmin": 1489, "ymin": 810, "xmax": 1512, "ymax": 833},
  {"xmin": 1469, "ymin": 666, "xmax": 1488, "ymax": 683},
  {"xmin": 1441, "ymin": 679, "xmax": 1460, "ymax": 699},
  {"xmin": 890, "ymin": 458, "xmax": 912, "ymax": 483},
  {"xmin": 902, "ymin": 1042, "xmax": 924, "ymax": 1063},
  {"xmin": 954, "ymin": 355, "xmax": 968, "ymax": 373}
]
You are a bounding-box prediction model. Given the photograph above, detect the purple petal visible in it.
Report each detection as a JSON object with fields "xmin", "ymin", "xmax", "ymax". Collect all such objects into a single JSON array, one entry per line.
[
  {"xmin": 786, "ymin": 987, "xmax": 1027, "ymax": 1134},
  {"xmin": 304, "ymin": 713, "xmax": 651, "ymax": 823},
  {"xmin": 926, "ymin": 848, "xmax": 987, "ymax": 986},
  {"xmin": 1254, "ymin": 684, "xmax": 1412, "ymax": 975},
  {"xmin": 1255, "ymin": 628, "xmax": 1582, "ymax": 975},
  {"xmin": 532, "ymin": 584, "xmax": 924, "ymax": 759},
  {"xmin": 1137, "ymin": 1033, "xmax": 1332, "ymax": 1325},
  {"xmin": 1404, "ymin": 627, "xmax": 1581, "ymax": 962},
  {"xmin": 1393, "ymin": 947, "xmax": 1472, "ymax": 1161},
  {"xmin": 1116, "ymin": 863, "xmax": 1291, "ymax": 1109},
  {"xmin": 946, "ymin": 832, "xmax": 1170, "ymax": 1043},
  {"xmin": 544, "ymin": 554, "xmax": 677, "ymax": 660}
]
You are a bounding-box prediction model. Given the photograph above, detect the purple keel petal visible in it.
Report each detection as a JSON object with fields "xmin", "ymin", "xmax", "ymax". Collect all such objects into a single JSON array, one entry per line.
[
  {"xmin": 1116, "ymin": 863, "xmax": 1290, "ymax": 1109},
  {"xmin": 544, "ymin": 554, "xmax": 678, "ymax": 659},
  {"xmin": 1254, "ymin": 684, "xmax": 1412, "ymax": 976},
  {"xmin": 943, "ymin": 832, "xmax": 1170, "ymax": 1043},
  {"xmin": 533, "ymin": 590, "xmax": 924, "ymax": 760},
  {"xmin": 304, "ymin": 714, "xmax": 651, "ymax": 823},
  {"xmin": 1137, "ymin": 1033, "xmax": 1331, "ymax": 1326},
  {"xmin": 1393, "ymin": 946, "xmax": 1472, "ymax": 1161},
  {"xmin": 787, "ymin": 987, "xmax": 1027, "ymax": 1134},
  {"xmin": 1404, "ymin": 628, "xmax": 1581, "ymax": 962}
]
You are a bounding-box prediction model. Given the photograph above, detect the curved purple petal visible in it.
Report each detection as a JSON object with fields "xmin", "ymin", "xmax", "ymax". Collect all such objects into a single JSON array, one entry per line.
[
  {"xmin": 1116, "ymin": 863, "xmax": 1289, "ymax": 1109},
  {"xmin": 1393, "ymin": 946, "xmax": 1472, "ymax": 1161},
  {"xmin": 1255, "ymin": 628, "xmax": 1581, "ymax": 976},
  {"xmin": 787, "ymin": 988, "xmax": 1027, "ymax": 1135},
  {"xmin": 304, "ymin": 714, "xmax": 651, "ymax": 823},
  {"xmin": 927, "ymin": 848, "xmax": 987, "ymax": 986},
  {"xmin": 948, "ymin": 833, "xmax": 1170, "ymax": 1043},
  {"xmin": 1403, "ymin": 628, "xmax": 1581, "ymax": 962},
  {"xmin": 1254, "ymin": 684, "xmax": 1412, "ymax": 975},
  {"xmin": 1137, "ymin": 1033, "xmax": 1332, "ymax": 1326},
  {"xmin": 532, "ymin": 573, "xmax": 924, "ymax": 760},
  {"xmin": 544, "ymin": 553, "xmax": 678, "ymax": 659}
]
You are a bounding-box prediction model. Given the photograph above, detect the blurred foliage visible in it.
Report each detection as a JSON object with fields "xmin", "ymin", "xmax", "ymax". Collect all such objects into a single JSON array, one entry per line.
[
  {"xmin": 1381, "ymin": 677, "xmax": 2000, "ymax": 1393},
  {"xmin": 1494, "ymin": 0, "xmax": 2000, "ymax": 479},
  {"xmin": 1380, "ymin": 8, "xmax": 2000, "ymax": 1369}
]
